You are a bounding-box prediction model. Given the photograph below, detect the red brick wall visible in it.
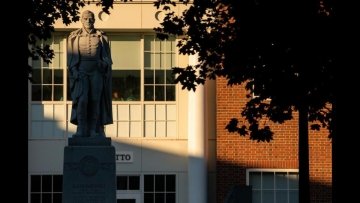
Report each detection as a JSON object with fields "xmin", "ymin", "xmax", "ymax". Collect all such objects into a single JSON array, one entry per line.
[{"xmin": 216, "ymin": 77, "xmax": 332, "ymax": 203}]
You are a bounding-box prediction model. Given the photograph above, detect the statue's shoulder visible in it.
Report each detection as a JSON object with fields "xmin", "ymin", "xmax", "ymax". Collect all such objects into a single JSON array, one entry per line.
[
  {"xmin": 96, "ymin": 29, "xmax": 107, "ymax": 36},
  {"xmin": 69, "ymin": 29, "xmax": 81, "ymax": 38}
]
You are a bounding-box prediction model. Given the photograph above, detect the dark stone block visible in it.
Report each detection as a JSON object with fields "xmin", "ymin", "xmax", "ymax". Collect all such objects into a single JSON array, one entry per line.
[{"xmin": 62, "ymin": 144, "xmax": 116, "ymax": 203}]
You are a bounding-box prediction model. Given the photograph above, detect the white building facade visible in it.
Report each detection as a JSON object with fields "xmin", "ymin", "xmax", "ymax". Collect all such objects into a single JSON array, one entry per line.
[{"xmin": 28, "ymin": 1, "xmax": 217, "ymax": 203}]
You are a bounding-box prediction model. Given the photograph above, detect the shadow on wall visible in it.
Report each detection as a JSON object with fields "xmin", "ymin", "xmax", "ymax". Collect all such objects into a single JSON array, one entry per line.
[{"xmin": 217, "ymin": 160, "xmax": 332, "ymax": 203}]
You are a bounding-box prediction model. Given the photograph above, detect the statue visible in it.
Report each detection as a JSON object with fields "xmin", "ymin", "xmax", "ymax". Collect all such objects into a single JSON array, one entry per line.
[{"xmin": 67, "ymin": 10, "xmax": 113, "ymax": 138}]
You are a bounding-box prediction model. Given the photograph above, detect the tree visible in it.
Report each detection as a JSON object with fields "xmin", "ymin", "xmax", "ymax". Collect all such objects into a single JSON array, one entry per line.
[
  {"xmin": 153, "ymin": 0, "xmax": 336, "ymax": 203},
  {"xmin": 21, "ymin": 0, "xmax": 337, "ymax": 202}
]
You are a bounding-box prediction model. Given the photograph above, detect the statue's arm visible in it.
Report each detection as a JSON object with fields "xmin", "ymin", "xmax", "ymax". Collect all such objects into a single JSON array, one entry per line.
[
  {"xmin": 101, "ymin": 34, "xmax": 112, "ymax": 65},
  {"xmin": 67, "ymin": 32, "xmax": 79, "ymax": 79}
]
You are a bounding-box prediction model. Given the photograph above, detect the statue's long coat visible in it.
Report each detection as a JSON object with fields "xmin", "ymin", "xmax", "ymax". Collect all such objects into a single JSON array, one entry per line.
[{"xmin": 67, "ymin": 28, "xmax": 113, "ymax": 125}]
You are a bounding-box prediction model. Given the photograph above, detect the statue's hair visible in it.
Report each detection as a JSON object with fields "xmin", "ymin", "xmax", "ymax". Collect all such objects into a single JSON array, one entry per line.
[{"xmin": 81, "ymin": 10, "xmax": 95, "ymax": 18}]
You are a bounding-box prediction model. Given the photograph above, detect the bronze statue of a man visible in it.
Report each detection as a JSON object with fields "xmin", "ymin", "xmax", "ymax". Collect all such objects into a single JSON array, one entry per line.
[{"xmin": 67, "ymin": 10, "xmax": 113, "ymax": 137}]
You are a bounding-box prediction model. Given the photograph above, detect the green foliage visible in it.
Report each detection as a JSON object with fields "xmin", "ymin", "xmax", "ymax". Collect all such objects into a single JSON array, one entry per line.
[{"xmin": 154, "ymin": 0, "xmax": 336, "ymax": 142}]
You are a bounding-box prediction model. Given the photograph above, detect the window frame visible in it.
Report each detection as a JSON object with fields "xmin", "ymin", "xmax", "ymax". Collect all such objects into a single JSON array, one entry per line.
[
  {"xmin": 29, "ymin": 174, "xmax": 63, "ymax": 203},
  {"xmin": 246, "ymin": 168, "xmax": 299, "ymax": 203},
  {"xmin": 143, "ymin": 174, "xmax": 177, "ymax": 203}
]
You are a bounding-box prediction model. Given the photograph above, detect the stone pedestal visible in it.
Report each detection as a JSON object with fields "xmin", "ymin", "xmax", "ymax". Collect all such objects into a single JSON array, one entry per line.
[{"xmin": 62, "ymin": 137, "xmax": 116, "ymax": 203}]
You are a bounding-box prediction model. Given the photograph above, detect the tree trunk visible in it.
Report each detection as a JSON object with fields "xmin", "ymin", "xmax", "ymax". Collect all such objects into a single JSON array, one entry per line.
[
  {"xmin": 298, "ymin": 105, "xmax": 310, "ymax": 203},
  {"xmin": 331, "ymin": 102, "xmax": 337, "ymax": 203}
]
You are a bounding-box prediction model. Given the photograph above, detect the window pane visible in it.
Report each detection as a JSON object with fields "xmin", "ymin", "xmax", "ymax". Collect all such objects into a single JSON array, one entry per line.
[
  {"xmin": 166, "ymin": 175, "xmax": 175, "ymax": 192},
  {"xmin": 32, "ymin": 68, "xmax": 41, "ymax": 84},
  {"xmin": 145, "ymin": 86, "xmax": 154, "ymax": 101},
  {"xmin": 145, "ymin": 70, "xmax": 154, "ymax": 84},
  {"xmin": 172, "ymin": 53, "xmax": 176, "ymax": 66},
  {"xmin": 110, "ymin": 35, "xmax": 141, "ymax": 69},
  {"xmin": 54, "ymin": 69, "xmax": 63, "ymax": 84},
  {"xmin": 262, "ymin": 190, "xmax": 274, "ymax": 203},
  {"xmin": 154, "ymin": 53, "xmax": 161, "ymax": 68},
  {"xmin": 43, "ymin": 69, "xmax": 52, "ymax": 84},
  {"xmin": 117, "ymin": 176, "xmax": 128, "ymax": 190},
  {"xmin": 144, "ymin": 193, "xmax": 154, "ymax": 203},
  {"xmin": 112, "ymin": 70, "xmax": 140, "ymax": 101},
  {"xmin": 33, "ymin": 58, "xmax": 41, "ymax": 68},
  {"xmin": 155, "ymin": 86, "xmax": 165, "ymax": 101},
  {"xmin": 144, "ymin": 175, "xmax": 154, "ymax": 192},
  {"xmin": 155, "ymin": 70, "xmax": 165, "ymax": 84},
  {"xmin": 166, "ymin": 193, "xmax": 176, "ymax": 203},
  {"xmin": 53, "ymin": 36, "xmax": 62, "ymax": 51},
  {"xmin": 32, "ymin": 85, "xmax": 41, "ymax": 101},
  {"xmin": 289, "ymin": 190, "xmax": 298, "ymax": 203},
  {"xmin": 129, "ymin": 176, "xmax": 140, "ymax": 190},
  {"xmin": 52, "ymin": 52, "xmax": 62, "ymax": 68},
  {"xmin": 163, "ymin": 37, "xmax": 175, "ymax": 52},
  {"xmin": 249, "ymin": 172, "xmax": 261, "ymax": 189},
  {"xmin": 276, "ymin": 190, "xmax": 288, "ymax": 203},
  {"xmin": 42, "ymin": 193, "xmax": 52, "ymax": 203},
  {"xmin": 161, "ymin": 53, "xmax": 173, "ymax": 68},
  {"xmin": 43, "ymin": 60, "xmax": 50, "ymax": 68},
  {"xmin": 166, "ymin": 70, "xmax": 175, "ymax": 84},
  {"xmin": 166, "ymin": 86, "xmax": 175, "ymax": 101},
  {"xmin": 155, "ymin": 39, "xmax": 161, "ymax": 51},
  {"xmin": 155, "ymin": 175, "xmax": 165, "ymax": 192},
  {"xmin": 54, "ymin": 86, "xmax": 63, "ymax": 101},
  {"xmin": 31, "ymin": 175, "xmax": 41, "ymax": 192},
  {"xmin": 288, "ymin": 172, "xmax": 299, "ymax": 189},
  {"xmin": 144, "ymin": 52, "xmax": 151, "ymax": 68},
  {"xmin": 144, "ymin": 35, "xmax": 154, "ymax": 51},
  {"xmin": 263, "ymin": 172, "xmax": 274, "ymax": 189},
  {"xmin": 112, "ymin": 90, "xmax": 123, "ymax": 101},
  {"xmin": 155, "ymin": 193, "xmax": 165, "ymax": 203},
  {"xmin": 42, "ymin": 175, "xmax": 52, "ymax": 192},
  {"xmin": 275, "ymin": 172, "xmax": 287, "ymax": 189},
  {"xmin": 43, "ymin": 85, "xmax": 52, "ymax": 100},
  {"xmin": 31, "ymin": 193, "xmax": 41, "ymax": 203},
  {"xmin": 53, "ymin": 193, "xmax": 62, "ymax": 203},
  {"xmin": 252, "ymin": 190, "xmax": 261, "ymax": 203},
  {"xmin": 53, "ymin": 175, "xmax": 62, "ymax": 192}
]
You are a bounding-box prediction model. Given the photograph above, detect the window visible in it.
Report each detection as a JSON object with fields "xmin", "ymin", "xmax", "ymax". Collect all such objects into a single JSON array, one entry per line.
[
  {"xmin": 247, "ymin": 169, "xmax": 299, "ymax": 203},
  {"xmin": 144, "ymin": 174, "xmax": 176, "ymax": 203},
  {"xmin": 107, "ymin": 34, "xmax": 177, "ymax": 138},
  {"xmin": 31, "ymin": 35, "xmax": 65, "ymax": 101},
  {"xmin": 143, "ymin": 35, "xmax": 176, "ymax": 101},
  {"xmin": 110, "ymin": 34, "xmax": 176, "ymax": 102},
  {"xmin": 117, "ymin": 175, "xmax": 140, "ymax": 190},
  {"xmin": 30, "ymin": 175, "xmax": 63, "ymax": 203},
  {"xmin": 30, "ymin": 33, "xmax": 177, "ymax": 139},
  {"xmin": 111, "ymin": 35, "xmax": 141, "ymax": 101}
]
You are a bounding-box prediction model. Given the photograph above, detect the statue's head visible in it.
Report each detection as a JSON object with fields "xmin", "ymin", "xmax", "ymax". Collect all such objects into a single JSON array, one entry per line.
[{"xmin": 81, "ymin": 10, "xmax": 95, "ymax": 30}]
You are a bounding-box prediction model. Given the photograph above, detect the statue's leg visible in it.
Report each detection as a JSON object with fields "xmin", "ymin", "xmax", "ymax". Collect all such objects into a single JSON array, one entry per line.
[
  {"xmin": 96, "ymin": 123, "xmax": 106, "ymax": 137},
  {"xmin": 74, "ymin": 78, "xmax": 89, "ymax": 137},
  {"xmin": 89, "ymin": 73, "xmax": 104, "ymax": 137}
]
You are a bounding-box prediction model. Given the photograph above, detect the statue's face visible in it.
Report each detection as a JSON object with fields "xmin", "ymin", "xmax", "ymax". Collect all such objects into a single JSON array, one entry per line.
[{"xmin": 81, "ymin": 12, "xmax": 95, "ymax": 30}]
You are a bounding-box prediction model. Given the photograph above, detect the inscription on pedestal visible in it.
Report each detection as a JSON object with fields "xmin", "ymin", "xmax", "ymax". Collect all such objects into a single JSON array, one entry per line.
[
  {"xmin": 71, "ymin": 183, "xmax": 106, "ymax": 203},
  {"xmin": 62, "ymin": 145, "xmax": 116, "ymax": 203}
]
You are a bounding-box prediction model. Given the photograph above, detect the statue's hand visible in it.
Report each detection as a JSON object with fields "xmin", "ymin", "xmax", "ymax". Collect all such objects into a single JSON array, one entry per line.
[{"xmin": 98, "ymin": 61, "xmax": 108, "ymax": 73}]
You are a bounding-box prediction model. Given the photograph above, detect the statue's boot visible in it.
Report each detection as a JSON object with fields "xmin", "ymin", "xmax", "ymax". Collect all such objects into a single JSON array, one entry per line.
[
  {"xmin": 89, "ymin": 118, "xmax": 99, "ymax": 137},
  {"xmin": 74, "ymin": 119, "xmax": 87, "ymax": 137},
  {"xmin": 97, "ymin": 124, "xmax": 106, "ymax": 137}
]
